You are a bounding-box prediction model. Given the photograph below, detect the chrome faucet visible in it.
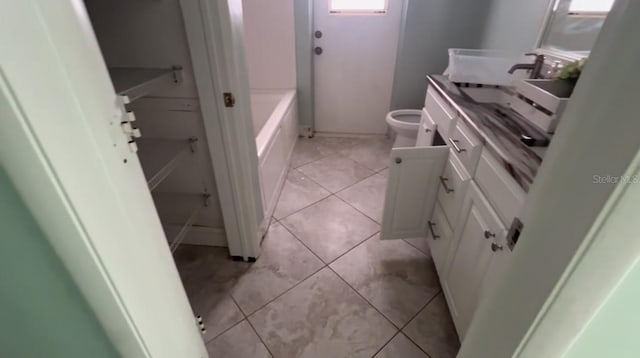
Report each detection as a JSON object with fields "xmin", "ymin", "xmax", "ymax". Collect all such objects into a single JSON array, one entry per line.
[{"xmin": 508, "ymin": 53, "xmax": 545, "ymax": 79}]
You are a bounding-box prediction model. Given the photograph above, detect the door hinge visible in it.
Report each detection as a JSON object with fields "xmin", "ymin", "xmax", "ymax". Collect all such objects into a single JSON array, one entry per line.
[
  {"xmin": 119, "ymin": 109, "xmax": 142, "ymax": 153},
  {"xmin": 223, "ymin": 92, "xmax": 235, "ymax": 108}
]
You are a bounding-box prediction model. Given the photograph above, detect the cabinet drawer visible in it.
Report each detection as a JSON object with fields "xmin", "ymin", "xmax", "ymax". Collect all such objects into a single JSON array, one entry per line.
[
  {"xmin": 427, "ymin": 202, "xmax": 453, "ymax": 276},
  {"xmin": 475, "ymin": 149, "xmax": 525, "ymax": 226},
  {"xmin": 447, "ymin": 120, "xmax": 482, "ymax": 175},
  {"xmin": 416, "ymin": 108, "xmax": 437, "ymax": 147},
  {"xmin": 425, "ymin": 87, "xmax": 455, "ymax": 138},
  {"xmin": 437, "ymin": 153, "xmax": 470, "ymax": 227}
]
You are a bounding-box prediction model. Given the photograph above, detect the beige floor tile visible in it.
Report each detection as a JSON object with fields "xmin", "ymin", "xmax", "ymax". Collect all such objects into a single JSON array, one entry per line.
[
  {"xmin": 249, "ymin": 268, "xmax": 396, "ymax": 358},
  {"xmin": 339, "ymin": 137, "xmax": 393, "ymax": 172},
  {"xmin": 174, "ymin": 246, "xmax": 250, "ymax": 341},
  {"xmin": 331, "ymin": 235, "xmax": 441, "ymax": 327},
  {"xmin": 374, "ymin": 333, "xmax": 428, "ymax": 358},
  {"xmin": 297, "ymin": 155, "xmax": 374, "ymax": 193},
  {"xmin": 231, "ymin": 222, "xmax": 324, "ymax": 315},
  {"xmin": 273, "ymin": 169, "xmax": 330, "ymax": 220},
  {"xmin": 403, "ymin": 294, "xmax": 460, "ymax": 358},
  {"xmin": 337, "ymin": 173, "xmax": 387, "ymax": 223},
  {"xmin": 206, "ymin": 320, "xmax": 271, "ymax": 358},
  {"xmin": 280, "ymin": 196, "xmax": 379, "ymax": 263}
]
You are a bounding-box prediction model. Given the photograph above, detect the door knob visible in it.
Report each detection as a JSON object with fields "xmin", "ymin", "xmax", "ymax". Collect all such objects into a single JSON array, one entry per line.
[{"xmin": 314, "ymin": 46, "xmax": 323, "ymax": 55}]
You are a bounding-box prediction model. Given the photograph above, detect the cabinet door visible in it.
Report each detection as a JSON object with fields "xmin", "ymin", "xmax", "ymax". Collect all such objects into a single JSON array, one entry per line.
[
  {"xmin": 441, "ymin": 183, "xmax": 506, "ymax": 338},
  {"xmin": 416, "ymin": 108, "xmax": 436, "ymax": 147},
  {"xmin": 478, "ymin": 236, "xmax": 512, "ymax": 304},
  {"xmin": 381, "ymin": 146, "xmax": 449, "ymax": 240}
]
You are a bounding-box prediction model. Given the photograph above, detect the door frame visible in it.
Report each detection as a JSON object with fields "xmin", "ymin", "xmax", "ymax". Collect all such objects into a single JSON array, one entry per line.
[{"xmin": 179, "ymin": 0, "xmax": 264, "ymax": 260}]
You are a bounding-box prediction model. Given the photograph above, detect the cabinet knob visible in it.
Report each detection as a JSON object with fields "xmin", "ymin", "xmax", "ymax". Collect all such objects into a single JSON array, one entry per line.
[
  {"xmin": 491, "ymin": 243, "xmax": 503, "ymax": 252},
  {"xmin": 484, "ymin": 230, "xmax": 495, "ymax": 239},
  {"xmin": 395, "ymin": 157, "xmax": 402, "ymax": 164},
  {"xmin": 425, "ymin": 128, "xmax": 432, "ymax": 133}
]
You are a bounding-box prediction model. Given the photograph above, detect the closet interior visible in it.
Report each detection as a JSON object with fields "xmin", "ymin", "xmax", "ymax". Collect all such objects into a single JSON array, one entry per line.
[{"xmin": 83, "ymin": 0, "xmax": 228, "ymax": 253}]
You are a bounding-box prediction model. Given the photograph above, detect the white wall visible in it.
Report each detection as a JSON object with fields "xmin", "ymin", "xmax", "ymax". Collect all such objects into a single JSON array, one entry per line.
[
  {"xmin": 242, "ymin": 0, "xmax": 297, "ymax": 89},
  {"xmin": 391, "ymin": 0, "xmax": 493, "ymax": 110},
  {"xmin": 480, "ymin": 0, "xmax": 551, "ymax": 50}
]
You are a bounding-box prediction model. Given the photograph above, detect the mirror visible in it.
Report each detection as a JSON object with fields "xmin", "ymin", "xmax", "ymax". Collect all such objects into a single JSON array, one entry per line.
[{"xmin": 540, "ymin": 0, "xmax": 613, "ymax": 53}]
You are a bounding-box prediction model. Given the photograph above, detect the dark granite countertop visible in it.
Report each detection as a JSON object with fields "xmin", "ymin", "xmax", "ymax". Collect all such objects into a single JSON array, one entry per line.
[{"xmin": 427, "ymin": 75, "xmax": 547, "ymax": 192}]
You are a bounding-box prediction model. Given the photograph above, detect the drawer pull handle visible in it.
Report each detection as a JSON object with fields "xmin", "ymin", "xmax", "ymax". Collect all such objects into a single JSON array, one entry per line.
[
  {"xmin": 428, "ymin": 221, "xmax": 440, "ymax": 240},
  {"xmin": 484, "ymin": 230, "xmax": 495, "ymax": 239},
  {"xmin": 448, "ymin": 137, "xmax": 466, "ymax": 153},
  {"xmin": 491, "ymin": 243, "xmax": 503, "ymax": 252},
  {"xmin": 439, "ymin": 176, "xmax": 454, "ymax": 193}
]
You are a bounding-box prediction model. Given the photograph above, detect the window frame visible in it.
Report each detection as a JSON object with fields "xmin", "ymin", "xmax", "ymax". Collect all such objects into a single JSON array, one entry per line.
[
  {"xmin": 567, "ymin": 0, "xmax": 613, "ymax": 17},
  {"xmin": 328, "ymin": 0, "xmax": 389, "ymax": 15}
]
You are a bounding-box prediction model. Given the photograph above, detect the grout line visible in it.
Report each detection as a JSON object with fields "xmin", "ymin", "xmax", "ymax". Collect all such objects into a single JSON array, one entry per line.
[
  {"xmin": 245, "ymin": 319, "xmax": 276, "ymax": 358},
  {"xmin": 203, "ymin": 308, "xmax": 245, "ymax": 344},
  {"xmin": 227, "ymin": 295, "xmax": 277, "ymax": 358},
  {"xmin": 327, "ymin": 266, "xmax": 400, "ymax": 330},
  {"xmin": 235, "ymin": 218, "xmax": 327, "ymax": 315},
  {"xmin": 275, "ymin": 218, "xmax": 327, "ymax": 266},
  {"xmin": 396, "ymin": 291, "xmax": 442, "ymax": 358},
  {"xmin": 370, "ymin": 330, "xmax": 402, "ymax": 357},
  {"xmin": 324, "ymin": 230, "xmax": 380, "ymax": 266},
  {"xmin": 274, "ymin": 189, "xmax": 332, "ymax": 222},
  {"xmin": 243, "ymin": 264, "xmax": 326, "ymax": 319},
  {"xmin": 333, "ymin": 193, "xmax": 382, "ymax": 227},
  {"xmin": 402, "ymin": 237, "xmax": 433, "ymax": 257}
]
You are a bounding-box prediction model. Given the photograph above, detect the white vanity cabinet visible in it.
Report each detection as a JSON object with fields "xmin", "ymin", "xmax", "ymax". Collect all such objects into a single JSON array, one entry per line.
[
  {"xmin": 441, "ymin": 182, "xmax": 507, "ymax": 338},
  {"xmin": 381, "ymin": 85, "xmax": 522, "ymax": 339}
]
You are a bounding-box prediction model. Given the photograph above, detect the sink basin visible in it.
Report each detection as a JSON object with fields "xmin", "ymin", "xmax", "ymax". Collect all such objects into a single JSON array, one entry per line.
[
  {"xmin": 459, "ymin": 86, "xmax": 512, "ymax": 106},
  {"xmin": 515, "ymin": 79, "xmax": 574, "ymax": 113}
]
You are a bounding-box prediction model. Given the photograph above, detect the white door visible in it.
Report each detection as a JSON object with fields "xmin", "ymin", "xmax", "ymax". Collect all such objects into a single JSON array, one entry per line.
[
  {"xmin": 1, "ymin": 1, "xmax": 207, "ymax": 356},
  {"xmin": 313, "ymin": 0, "xmax": 404, "ymax": 134},
  {"xmin": 441, "ymin": 183, "xmax": 506, "ymax": 338},
  {"xmin": 381, "ymin": 146, "xmax": 449, "ymax": 240}
]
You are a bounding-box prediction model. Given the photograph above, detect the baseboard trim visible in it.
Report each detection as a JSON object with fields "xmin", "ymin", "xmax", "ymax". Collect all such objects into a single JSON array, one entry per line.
[{"xmin": 165, "ymin": 225, "xmax": 227, "ymax": 247}]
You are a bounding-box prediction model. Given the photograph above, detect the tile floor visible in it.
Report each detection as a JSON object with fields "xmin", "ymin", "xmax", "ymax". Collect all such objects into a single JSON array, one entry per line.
[{"xmin": 174, "ymin": 136, "xmax": 460, "ymax": 358}]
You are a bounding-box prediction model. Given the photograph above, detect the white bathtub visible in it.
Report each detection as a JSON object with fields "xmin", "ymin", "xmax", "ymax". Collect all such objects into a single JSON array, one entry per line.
[{"xmin": 252, "ymin": 89, "xmax": 298, "ymax": 218}]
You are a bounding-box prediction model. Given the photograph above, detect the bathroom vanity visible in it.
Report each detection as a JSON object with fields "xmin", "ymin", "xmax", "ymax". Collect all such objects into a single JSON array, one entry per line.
[{"xmin": 381, "ymin": 74, "xmax": 549, "ymax": 338}]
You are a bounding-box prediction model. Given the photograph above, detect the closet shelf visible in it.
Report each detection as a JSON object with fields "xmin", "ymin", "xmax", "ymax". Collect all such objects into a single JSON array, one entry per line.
[
  {"xmin": 137, "ymin": 138, "xmax": 198, "ymax": 191},
  {"xmin": 109, "ymin": 66, "xmax": 183, "ymax": 102},
  {"xmin": 168, "ymin": 194, "xmax": 209, "ymax": 253}
]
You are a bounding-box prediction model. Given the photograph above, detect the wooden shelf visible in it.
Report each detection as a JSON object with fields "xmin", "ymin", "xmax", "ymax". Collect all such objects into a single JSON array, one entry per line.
[
  {"xmin": 108, "ymin": 67, "xmax": 182, "ymax": 102},
  {"xmin": 137, "ymin": 138, "xmax": 197, "ymax": 191}
]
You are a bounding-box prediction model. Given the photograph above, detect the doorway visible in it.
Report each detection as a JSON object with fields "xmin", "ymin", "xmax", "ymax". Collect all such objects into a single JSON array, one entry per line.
[{"xmin": 313, "ymin": 0, "xmax": 404, "ymax": 135}]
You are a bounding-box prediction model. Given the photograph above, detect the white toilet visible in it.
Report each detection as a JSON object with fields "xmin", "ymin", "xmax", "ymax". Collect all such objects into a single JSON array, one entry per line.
[{"xmin": 386, "ymin": 109, "xmax": 422, "ymax": 147}]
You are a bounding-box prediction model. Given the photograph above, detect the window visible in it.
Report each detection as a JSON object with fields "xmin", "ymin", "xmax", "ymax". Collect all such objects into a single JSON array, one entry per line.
[
  {"xmin": 568, "ymin": 0, "xmax": 614, "ymax": 15},
  {"xmin": 329, "ymin": 0, "xmax": 388, "ymax": 14}
]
